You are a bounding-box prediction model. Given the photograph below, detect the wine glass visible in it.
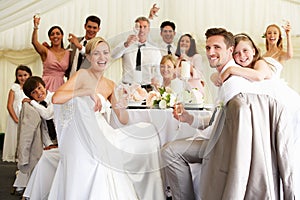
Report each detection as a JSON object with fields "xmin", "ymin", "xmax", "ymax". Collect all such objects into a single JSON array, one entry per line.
[
  {"xmin": 114, "ymin": 84, "xmax": 129, "ymax": 109},
  {"xmin": 180, "ymin": 47, "xmax": 186, "ymax": 56},
  {"xmin": 133, "ymin": 22, "xmax": 140, "ymax": 36},
  {"xmin": 67, "ymin": 34, "xmax": 74, "ymax": 51}
]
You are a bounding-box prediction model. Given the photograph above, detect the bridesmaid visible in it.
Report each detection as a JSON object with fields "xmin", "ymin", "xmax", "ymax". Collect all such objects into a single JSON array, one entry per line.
[{"xmin": 32, "ymin": 14, "xmax": 70, "ymax": 92}]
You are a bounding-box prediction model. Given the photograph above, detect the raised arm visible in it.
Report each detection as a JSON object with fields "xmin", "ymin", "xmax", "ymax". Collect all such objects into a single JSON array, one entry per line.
[
  {"xmin": 282, "ymin": 21, "xmax": 293, "ymax": 61},
  {"xmin": 31, "ymin": 15, "xmax": 48, "ymax": 61}
]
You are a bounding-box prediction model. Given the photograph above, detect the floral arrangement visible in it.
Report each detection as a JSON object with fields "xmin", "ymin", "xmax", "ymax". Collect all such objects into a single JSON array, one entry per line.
[
  {"xmin": 145, "ymin": 87, "xmax": 203, "ymax": 109},
  {"xmin": 146, "ymin": 87, "xmax": 176, "ymax": 109}
]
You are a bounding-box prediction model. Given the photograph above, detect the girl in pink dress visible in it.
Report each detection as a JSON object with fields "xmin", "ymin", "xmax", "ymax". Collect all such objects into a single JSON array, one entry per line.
[{"xmin": 32, "ymin": 14, "xmax": 69, "ymax": 92}]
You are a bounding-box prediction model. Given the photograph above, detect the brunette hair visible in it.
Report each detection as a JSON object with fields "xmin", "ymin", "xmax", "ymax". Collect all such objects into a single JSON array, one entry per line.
[
  {"xmin": 48, "ymin": 25, "xmax": 65, "ymax": 48},
  {"xmin": 205, "ymin": 28, "xmax": 234, "ymax": 48},
  {"xmin": 23, "ymin": 76, "xmax": 45, "ymax": 99},
  {"xmin": 14, "ymin": 65, "xmax": 32, "ymax": 84},
  {"xmin": 175, "ymin": 33, "xmax": 197, "ymax": 57}
]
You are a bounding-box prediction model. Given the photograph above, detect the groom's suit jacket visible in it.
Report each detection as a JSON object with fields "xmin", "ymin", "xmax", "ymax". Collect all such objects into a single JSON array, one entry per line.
[{"xmin": 199, "ymin": 93, "xmax": 295, "ymax": 199}]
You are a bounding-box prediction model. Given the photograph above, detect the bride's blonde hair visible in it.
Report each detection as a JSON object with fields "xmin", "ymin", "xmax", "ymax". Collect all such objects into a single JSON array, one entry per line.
[{"xmin": 85, "ymin": 37, "xmax": 110, "ymax": 55}]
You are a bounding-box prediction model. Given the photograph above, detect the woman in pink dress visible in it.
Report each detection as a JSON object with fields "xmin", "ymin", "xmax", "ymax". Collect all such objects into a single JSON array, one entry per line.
[{"xmin": 32, "ymin": 14, "xmax": 69, "ymax": 92}]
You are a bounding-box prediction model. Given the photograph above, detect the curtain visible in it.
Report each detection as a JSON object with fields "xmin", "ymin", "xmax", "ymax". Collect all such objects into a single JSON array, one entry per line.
[{"xmin": 0, "ymin": 0, "xmax": 300, "ymax": 132}]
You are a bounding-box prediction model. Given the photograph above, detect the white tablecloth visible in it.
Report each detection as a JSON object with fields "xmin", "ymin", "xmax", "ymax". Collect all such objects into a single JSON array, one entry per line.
[
  {"xmin": 111, "ymin": 108, "xmax": 211, "ymax": 145},
  {"xmin": 110, "ymin": 108, "xmax": 212, "ymax": 200}
]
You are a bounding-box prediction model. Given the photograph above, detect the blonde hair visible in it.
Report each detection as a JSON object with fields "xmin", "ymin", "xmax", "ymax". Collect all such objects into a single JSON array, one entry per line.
[
  {"xmin": 85, "ymin": 37, "xmax": 110, "ymax": 55},
  {"xmin": 160, "ymin": 54, "xmax": 177, "ymax": 67}
]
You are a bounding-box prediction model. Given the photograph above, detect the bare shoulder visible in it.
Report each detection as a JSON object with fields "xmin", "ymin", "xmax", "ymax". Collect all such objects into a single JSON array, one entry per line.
[
  {"xmin": 255, "ymin": 59, "xmax": 269, "ymax": 68},
  {"xmin": 102, "ymin": 77, "xmax": 115, "ymax": 88}
]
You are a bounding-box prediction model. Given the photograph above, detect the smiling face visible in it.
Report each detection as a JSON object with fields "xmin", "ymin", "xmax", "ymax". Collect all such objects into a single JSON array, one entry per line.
[
  {"xmin": 87, "ymin": 42, "xmax": 110, "ymax": 72},
  {"xmin": 49, "ymin": 28, "xmax": 63, "ymax": 47},
  {"xmin": 233, "ymin": 40, "xmax": 255, "ymax": 67},
  {"xmin": 84, "ymin": 20, "xmax": 100, "ymax": 40},
  {"xmin": 30, "ymin": 83, "xmax": 47, "ymax": 102},
  {"xmin": 179, "ymin": 35, "xmax": 191, "ymax": 52},
  {"xmin": 160, "ymin": 25, "xmax": 175, "ymax": 44},
  {"xmin": 137, "ymin": 19, "xmax": 150, "ymax": 43},
  {"xmin": 266, "ymin": 25, "xmax": 281, "ymax": 46},
  {"xmin": 160, "ymin": 59, "xmax": 176, "ymax": 80},
  {"xmin": 17, "ymin": 70, "xmax": 31, "ymax": 86},
  {"xmin": 205, "ymin": 35, "xmax": 233, "ymax": 72}
]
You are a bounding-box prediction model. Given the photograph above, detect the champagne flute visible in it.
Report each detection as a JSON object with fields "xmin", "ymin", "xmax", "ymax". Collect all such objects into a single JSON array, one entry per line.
[
  {"xmin": 133, "ymin": 22, "xmax": 140, "ymax": 36},
  {"xmin": 114, "ymin": 84, "xmax": 129, "ymax": 109},
  {"xmin": 175, "ymin": 103, "xmax": 184, "ymax": 130},
  {"xmin": 67, "ymin": 33, "xmax": 74, "ymax": 51},
  {"xmin": 180, "ymin": 47, "xmax": 186, "ymax": 56},
  {"xmin": 133, "ymin": 22, "xmax": 140, "ymax": 45}
]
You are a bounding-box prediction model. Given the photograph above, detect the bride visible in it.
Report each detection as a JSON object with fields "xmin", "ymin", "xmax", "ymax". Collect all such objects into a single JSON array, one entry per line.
[{"xmin": 49, "ymin": 37, "xmax": 164, "ymax": 199}]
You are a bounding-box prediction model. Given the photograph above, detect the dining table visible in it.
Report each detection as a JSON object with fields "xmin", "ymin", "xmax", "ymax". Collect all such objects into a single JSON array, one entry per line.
[{"xmin": 110, "ymin": 104, "xmax": 213, "ymax": 200}]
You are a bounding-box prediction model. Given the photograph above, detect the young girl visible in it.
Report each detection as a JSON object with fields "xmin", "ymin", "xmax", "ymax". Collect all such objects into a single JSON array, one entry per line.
[{"xmin": 2, "ymin": 65, "xmax": 32, "ymax": 162}]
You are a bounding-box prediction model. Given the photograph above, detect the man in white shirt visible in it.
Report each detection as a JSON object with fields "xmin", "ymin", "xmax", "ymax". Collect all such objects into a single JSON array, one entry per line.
[
  {"xmin": 159, "ymin": 21, "xmax": 177, "ymax": 56},
  {"xmin": 111, "ymin": 16, "xmax": 162, "ymax": 88},
  {"xmin": 161, "ymin": 28, "xmax": 247, "ymax": 200},
  {"xmin": 147, "ymin": 5, "xmax": 177, "ymax": 56}
]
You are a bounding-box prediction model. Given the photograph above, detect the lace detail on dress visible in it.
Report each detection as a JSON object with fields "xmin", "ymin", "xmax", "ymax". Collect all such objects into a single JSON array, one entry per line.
[{"xmin": 56, "ymin": 99, "xmax": 74, "ymax": 132}]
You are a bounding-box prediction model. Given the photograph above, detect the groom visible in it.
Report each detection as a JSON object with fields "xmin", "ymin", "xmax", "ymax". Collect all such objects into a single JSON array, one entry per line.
[{"xmin": 161, "ymin": 28, "xmax": 294, "ymax": 199}]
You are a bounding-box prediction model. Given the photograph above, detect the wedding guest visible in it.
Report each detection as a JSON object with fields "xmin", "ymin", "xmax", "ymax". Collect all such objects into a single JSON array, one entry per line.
[
  {"xmin": 50, "ymin": 37, "xmax": 164, "ymax": 200},
  {"xmin": 175, "ymin": 34, "xmax": 205, "ymax": 96},
  {"xmin": 153, "ymin": 54, "xmax": 177, "ymax": 88},
  {"xmin": 2, "ymin": 65, "xmax": 32, "ymax": 163},
  {"xmin": 148, "ymin": 4, "xmax": 177, "ymax": 55},
  {"xmin": 14, "ymin": 76, "xmax": 56, "ymax": 196},
  {"xmin": 32, "ymin": 15, "xmax": 70, "ymax": 92},
  {"xmin": 2, "ymin": 65, "xmax": 32, "ymax": 196},
  {"xmin": 65, "ymin": 15, "xmax": 101, "ymax": 79},
  {"xmin": 263, "ymin": 22, "xmax": 293, "ymax": 64},
  {"xmin": 111, "ymin": 16, "xmax": 162, "ymax": 90}
]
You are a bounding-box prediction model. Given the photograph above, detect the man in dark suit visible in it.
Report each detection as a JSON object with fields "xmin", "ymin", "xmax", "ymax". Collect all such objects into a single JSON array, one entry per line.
[{"xmin": 65, "ymin": 15, "xmax": 101, "ymax": 79}]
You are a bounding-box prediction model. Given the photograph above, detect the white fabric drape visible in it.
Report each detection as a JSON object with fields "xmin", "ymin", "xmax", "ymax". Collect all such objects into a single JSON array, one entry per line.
[{"xmin": 0, "ymin": 0, "xmax": 300, "ymax": 132}]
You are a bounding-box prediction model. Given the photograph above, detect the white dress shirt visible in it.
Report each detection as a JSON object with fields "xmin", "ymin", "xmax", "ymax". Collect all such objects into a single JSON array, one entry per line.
[
  {"xmin": 111, "ymin": 41, "xmax": 162, "ymax": 85},
  {"xmin": 160, "ymin": 42, "xmax": 176, "ymax": 56},
  {"xmin": 30, "ymin": 91, "xmax": 54, "ymax": 120}
]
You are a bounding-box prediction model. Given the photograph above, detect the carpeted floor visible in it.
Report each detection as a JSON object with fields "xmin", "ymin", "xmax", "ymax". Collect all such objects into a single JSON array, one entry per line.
[{"xmin": 0, "ymin": 150, "xmax": 21, "ymax": 200}]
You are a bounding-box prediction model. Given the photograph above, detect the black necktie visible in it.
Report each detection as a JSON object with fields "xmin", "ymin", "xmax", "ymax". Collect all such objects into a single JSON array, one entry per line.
[
  {"xmin": 167, "ymin": 44, "xmax": 172, "ymax": 55},
  {"xmin": 77, "ymin": 40, "xmax": 87, "ymax": 70},
  {"xmin": 40, "ymin": 101, "xmax": 57, "ymax": 141},
  {"xmin": 136, "ymin": 44, "xmax": 145, "ymax": 71}
]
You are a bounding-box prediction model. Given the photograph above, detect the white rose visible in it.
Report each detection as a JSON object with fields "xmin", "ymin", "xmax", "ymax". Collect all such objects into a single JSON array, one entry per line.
[{"xmin": 159, "ymin": 99, "xmax": 167, "ymax": 109}]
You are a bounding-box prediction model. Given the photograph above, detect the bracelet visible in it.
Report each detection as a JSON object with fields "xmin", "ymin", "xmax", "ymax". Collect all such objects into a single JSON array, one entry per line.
[{"xmin": 33, "ymin": 26, "xmax": 39, "ymax": 30}]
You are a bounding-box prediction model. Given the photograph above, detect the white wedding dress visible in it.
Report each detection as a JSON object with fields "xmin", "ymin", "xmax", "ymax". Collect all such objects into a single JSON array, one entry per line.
[{"xmin": 48, "ymin": 95, "xmax": 164, "ymax": 200}]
